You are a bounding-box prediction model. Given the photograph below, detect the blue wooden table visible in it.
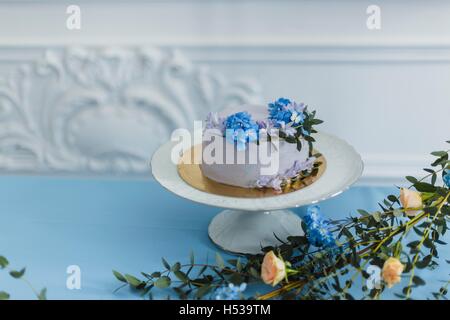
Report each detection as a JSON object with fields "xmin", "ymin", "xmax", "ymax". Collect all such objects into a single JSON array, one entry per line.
[{"xmin": 0, "ymin": 176, "xmax": 447, "ymax": 299}]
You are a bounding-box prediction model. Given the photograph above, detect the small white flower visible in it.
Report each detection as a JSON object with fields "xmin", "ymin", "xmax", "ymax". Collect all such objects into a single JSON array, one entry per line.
[{"xmin": 290, "ymin": 111, "xmax": 303, "ymax": 124}]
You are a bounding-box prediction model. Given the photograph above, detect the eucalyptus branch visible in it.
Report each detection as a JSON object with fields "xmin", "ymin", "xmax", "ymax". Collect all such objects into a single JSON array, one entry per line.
[{"xmin": 114, "ymin": 141, "xmax": 450, "ymax": 300}]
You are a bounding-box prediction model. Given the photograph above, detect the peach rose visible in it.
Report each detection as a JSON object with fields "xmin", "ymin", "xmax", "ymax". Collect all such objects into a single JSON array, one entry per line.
[
  {"xmin": 399, "ymin": 188, "xmax": 422, "ymax": 216},
  {"xmin": 382, "ymin": 257, "xmax": 404, "ymax": 288},
  {"xmin": 261, "ymin": 251, "xmax": 286, "ymax": 286}
]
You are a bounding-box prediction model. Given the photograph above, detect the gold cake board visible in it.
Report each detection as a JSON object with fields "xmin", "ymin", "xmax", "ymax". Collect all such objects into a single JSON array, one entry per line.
[{"xmin": 177, "ymin": 144, "xmax": 326, "ymax": 198}]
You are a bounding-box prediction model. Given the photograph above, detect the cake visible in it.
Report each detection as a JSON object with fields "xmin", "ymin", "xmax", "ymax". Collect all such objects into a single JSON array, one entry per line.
[{"xmin": 200, "ymin": 98, "xmax": 323, "ymax": 192}]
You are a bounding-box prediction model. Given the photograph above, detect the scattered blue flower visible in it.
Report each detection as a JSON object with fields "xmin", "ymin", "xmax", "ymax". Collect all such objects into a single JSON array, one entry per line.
[
  {"xmin": 224, "ymin": 112, "xmax": 259, "ymax": 150},
  {"xmin": 444, "ymin": 169, "xmax": 450, "ymax": 188},
  {"xmin": 303, "ymin": 205, "xmax": 336, "ymax": 248},
  {"xmin": 303, "ymin": 205, "xmax": 322, "ymax": 225},
  {"xmin": 215, "ymin": 283, "xmax": 247, "ymax": 300}
]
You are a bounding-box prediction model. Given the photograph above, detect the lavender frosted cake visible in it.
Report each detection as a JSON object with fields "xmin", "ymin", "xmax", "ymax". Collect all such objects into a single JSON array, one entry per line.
[{"xmin": 200, "ymin": 98, "xmax": 323, "ymax": 192}]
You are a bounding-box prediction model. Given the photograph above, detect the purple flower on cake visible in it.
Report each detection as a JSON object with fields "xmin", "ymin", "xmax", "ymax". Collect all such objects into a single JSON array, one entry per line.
[
  {"xmin": 204, "ymin": 112, "xmax": 225, "ymax": 131},
  {"xmin": 257, "ymin": 119, "xmax": 279, "ymax": 137},
  {"xmin": 256, "ymin": 120, "xmax": 266, "ymax": 129},
  {"xmin": 284, "ymin": 157, "xmax": 316, "ymax": 178},
  {"xmin": 255, "ymin": 176, "xmax": 283, "ymax": 192},
  {"xmin": 224, "ymin": 112, "xmax": 259, "ymax": 151},
  {"xmin": 279, "ymin": 121, "xmax": 297, "ymax": 137},
  {"xmin": 254, "ymin": 157, "xmax": 316, "ymax": 191},
  {"xmin": 291, "ymin": 101, "xmax": 307, "ymax": 114}
]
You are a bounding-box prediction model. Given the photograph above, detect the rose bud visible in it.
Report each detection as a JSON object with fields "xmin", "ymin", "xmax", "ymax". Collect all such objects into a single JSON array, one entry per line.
[
  {"xmin": 261, "ymin": 251, "xmax": 286, "ymax": 286},
  {"xmin": 382, "ymin": 257, "xmax": 404, "ymax": 288},
  {"xmin": 399, "ymin": 188, "xmax": 423, "ymax": 216}
]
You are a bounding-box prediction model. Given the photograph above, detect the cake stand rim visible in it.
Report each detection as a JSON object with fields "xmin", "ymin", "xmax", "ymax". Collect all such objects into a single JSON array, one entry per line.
[{"xmin": 151, "ymin": 131, "xmax": 364, "ymax": 212}]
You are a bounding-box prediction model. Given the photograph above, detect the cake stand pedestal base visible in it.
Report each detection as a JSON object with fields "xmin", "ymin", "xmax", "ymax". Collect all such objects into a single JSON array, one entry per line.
[{"xmin": 208, "ymin": 209, "xmax": 304, "ymax": 255}]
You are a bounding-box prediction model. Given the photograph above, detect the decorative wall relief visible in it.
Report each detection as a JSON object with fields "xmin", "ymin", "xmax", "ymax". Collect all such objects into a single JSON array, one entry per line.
[{"xmin": 0, "ymin": 47, "xmax": 262, "ymax": 174}]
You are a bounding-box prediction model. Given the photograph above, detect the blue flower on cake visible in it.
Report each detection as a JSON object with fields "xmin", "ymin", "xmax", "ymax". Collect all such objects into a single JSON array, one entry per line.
[
  {"xmin": 444, "ymin": 169, "xmax": 450, "ymax": 188},
  {"xmin": 268, "ymin": 98, "xmax": 307, "ymax": 128},
  {"xmin": 224, "ymin": 112, "xmax": 259, "ymax": 151},
  {"xmin": 215, "ymin": 283, "xmax": 247, "ymax": 300},
  {"xmin": 268, "ymin": 98, "xmax": 293, "ymax": 124},
  {"xmin": 303, "ymin": 205, "xmax": 336, "ymax": 248}
]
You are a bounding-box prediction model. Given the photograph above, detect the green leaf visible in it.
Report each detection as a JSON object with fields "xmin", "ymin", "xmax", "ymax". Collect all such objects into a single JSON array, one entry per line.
[
  {"xmin": 174, "ymin": 271, "xmax": 189, "ymax": 284},
  {"xmin": 0, "ymin": 291, "xmax": 10, "ymax": 300},
  {"xmin": 171, "ymin": 262, "xmax": 181, "ymax": 272},
  {"xmin": 431, "ymin": 151, "xmax": 447, "ymax": 157},
  {"xmin": 416, "ymin": 255, "xmax": 432, "ymax": 269},
  {"xmin": 9, "ymin": 268, "xmax": 25, "ymax": 279},
  {"xmin": 216, "ymin": 253, "xmax": 225, "ymax": 270},
  {"xmin": 161, "ymin": 258, "xmax": 171, "ymax": 270},
  {"xmin": 413, "ymin": 182, "xmax": 436, "ymax": 193},
  {"xmin": 190, "ymin": 251, "xmax": 195, "ymax": 265},
  {"xmin": 154, "ymin": 276, "xmax": 171, "ymax": 289},
  {"xmin": 387, "ymin": 195, "xmax": 399, "ymax": 203},
  {"xmin": 407, "ymin": 240, "xmax": 420, "ymax": 249},
  {"xmin": 0, "ymin": 256, "xmax": 9, "ymax": 269},
  {"xmin": 372, "ymin": 211, "xmax": 381, "ymax": 222},
  {"xmin": 357, "ymin": 209, "xmax": 370, "ymax": 217},
  {"xmin": 112, "ymin": 270, "xmax": 127, "ymax": 283},
  {"xmin": 249, "ymin": 267, "xmax": 260, "ymax": 279},
  {"xmin": 412, "ymin": 276, "xmax": 426, "ymax": 286},
  {"xmin": 38, "ymin": 288, "xmax": 47, "ymax": 300},
  {"xmin": 196, "ymin": 284, "xmax": 212, "ymax": 299},
  {"xmin": 124, "ymin": 274, "xmax": 142, "ymax": 287},
  {"xmin": 296, "ymin": 139, "xmax": 302, "ymax": 152},
  {"xmin": 236, "ymin": 258, "xmax": 243, "ymax": 273},
  {"xmin": 406, "ymin": 176, "xmax": 418, "ymax": 184}
]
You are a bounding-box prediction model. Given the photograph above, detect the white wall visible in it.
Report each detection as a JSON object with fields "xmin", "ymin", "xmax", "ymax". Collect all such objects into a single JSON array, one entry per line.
[{"xmin": 0, "ymin": 0, "xmax": 449, "ymax": 184}]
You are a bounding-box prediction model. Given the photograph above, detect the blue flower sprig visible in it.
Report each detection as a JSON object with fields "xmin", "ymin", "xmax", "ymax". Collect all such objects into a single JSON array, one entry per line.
[
  {"xmin": 303, "ymin": 205, "xmax": 336, "ymax": 248},
  {"xmin": 215, "ymin": 283, "xmax": 247, "ymax": 300},
  {"xmin": 267, "ymin": 98, "xmax": 323, "ymax": 153},
  {"xmin": 268, "ymin": 97, "xmax": 306, "ymax": 126},
  {"xmin": 444, "ymin": 169, "xmax": 450, "ymax": 188}
]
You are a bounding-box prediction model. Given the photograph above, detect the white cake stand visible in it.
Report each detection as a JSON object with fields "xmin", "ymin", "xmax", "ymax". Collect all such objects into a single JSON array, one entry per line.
[{"xmin": 151, "ymin": 131, "xmax": 363, "ymax": 255}]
